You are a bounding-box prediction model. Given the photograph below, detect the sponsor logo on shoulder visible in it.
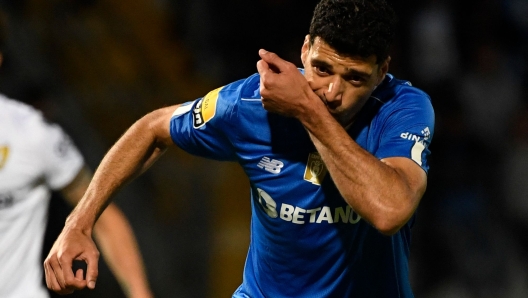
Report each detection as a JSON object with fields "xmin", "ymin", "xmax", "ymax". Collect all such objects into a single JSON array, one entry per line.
[
  {"xmin": 257, "ymin": 157, "xmax": 284, "ymax": 174},
  {"xmin": 422, "ymin": 127, "xmax": 431, "ymax": 139},
  {"xmin": 303, "ymin": 152, "xmax": 327, "ymax": 185},
  {"xmin": 193, "ymin": 86, "xmax": 223, "ymax": 128},
  {"xmin": 400, "ymin": 126, "xmax": 431, "ymax": 143},
  {"xmin": 401, "ymin": 127, "xmax": 431, "ymax": 166}
]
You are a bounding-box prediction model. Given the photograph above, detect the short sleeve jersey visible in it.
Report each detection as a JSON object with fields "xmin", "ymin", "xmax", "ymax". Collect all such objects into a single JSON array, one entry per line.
[
  {"xmin": 0, "ymin": 95, "xmax": 84, "ymax": 298},
  {"xmin": 169, "ymin": 73, "xmax": 434, "ymax": 298}
]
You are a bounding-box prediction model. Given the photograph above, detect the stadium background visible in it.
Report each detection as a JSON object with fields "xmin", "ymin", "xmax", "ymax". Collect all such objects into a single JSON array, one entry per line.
[{"xmin": 0, "ymin": 0, "xmax": 527, "ymax": 297}]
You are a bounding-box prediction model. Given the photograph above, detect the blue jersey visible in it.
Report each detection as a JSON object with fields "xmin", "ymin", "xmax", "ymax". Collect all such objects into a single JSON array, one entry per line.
[{"xmin": 169, "ymin": 72, "xmax": 434, "ymax": 298}]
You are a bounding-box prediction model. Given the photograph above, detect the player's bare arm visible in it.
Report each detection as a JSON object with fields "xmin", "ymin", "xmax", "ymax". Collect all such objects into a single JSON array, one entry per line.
[
  {"xmin": 44, "ymin": 105, "xmax": 177, "ymax": 295},
  {"xmin": 257, "ymin": 49, "xmax": 427, "ymax": 235},
  {"xmin": 303, "ymin": 114, "xmax": 427, "ymax": 235}
]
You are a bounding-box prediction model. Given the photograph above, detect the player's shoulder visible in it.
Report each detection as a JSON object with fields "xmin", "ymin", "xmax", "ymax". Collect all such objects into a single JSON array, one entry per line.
[
  {"xmin": 207, "ymin": 73, "xmax": 262, "ymax": 118},
  {"xmin": 219, "ymin": 72, "xmax": 261, "ymax": 101},
  {"xmin": 372, "ymin": 74, "xmax": 433, "ymax": 110},
  {"xmin": 182, "ymin": 73, "xmax": 263, "ymax": 127},
  {"xmin": 0, "ymin": 94, "xmax": 46, "ymax": 127}
]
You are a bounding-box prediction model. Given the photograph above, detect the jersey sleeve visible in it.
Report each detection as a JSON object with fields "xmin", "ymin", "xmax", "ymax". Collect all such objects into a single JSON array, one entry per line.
[
  {"xmin": 169, "ymin": 83, "xmax": 240, "ymax": 161},
  {"xmin": 374, "ymin": 91, "xmax": 435, "ymax": 173},
  {"xmin": 39, "ymin": 121, "xmax": 85, "ymax": 190}
]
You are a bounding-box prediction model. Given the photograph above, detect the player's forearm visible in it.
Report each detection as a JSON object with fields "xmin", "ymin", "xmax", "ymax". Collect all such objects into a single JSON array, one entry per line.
[
  {"xmin": 94, "ymin": 204, "xmax": 153, "ymax": 298},
  {"xmin": 66, "ymin": 112, "xmax": 168, "ymax": 233},
  {"xmin": 299, "ymin": 107, "xmax": 417, "ymax": 234}
]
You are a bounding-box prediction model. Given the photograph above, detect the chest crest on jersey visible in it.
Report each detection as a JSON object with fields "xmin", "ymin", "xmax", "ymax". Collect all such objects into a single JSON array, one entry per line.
[
  {"xmin": 303, "ymin": 152, "xmax": 327, "ymax": 185},
  {"xmin": 0, "ymin": 146, "xmax": 9, "ymax": 169}
]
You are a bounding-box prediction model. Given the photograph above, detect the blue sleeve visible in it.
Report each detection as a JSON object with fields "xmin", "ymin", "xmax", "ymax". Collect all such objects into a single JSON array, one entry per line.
[
  {"xmin": 374, "ymin": 91, "xmax": 435, "ymax": 173},
  {"xmin": 169, "ymin": 82, "xmax": 243, "ymax": 161}
]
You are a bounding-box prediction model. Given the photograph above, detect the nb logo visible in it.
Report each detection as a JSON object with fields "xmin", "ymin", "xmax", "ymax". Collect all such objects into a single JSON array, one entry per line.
[{"xmin": 257, "ymin": 157, "xmax": 284, "ymax": 174}]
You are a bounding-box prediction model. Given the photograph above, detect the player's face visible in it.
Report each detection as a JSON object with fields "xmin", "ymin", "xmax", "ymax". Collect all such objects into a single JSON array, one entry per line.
[{"xmin": 301, "ymin": 36, "xmax": 389, "ymax": 126}]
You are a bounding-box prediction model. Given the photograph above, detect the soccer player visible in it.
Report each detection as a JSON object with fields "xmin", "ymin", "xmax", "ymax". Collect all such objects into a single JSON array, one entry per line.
[
  {"xmin": 0, "ymin": 15, "xmax": 153, "ymax": 298},
  {"xmin": 45, "ymin": 0, "xmax": 434, "ymax": 297}
]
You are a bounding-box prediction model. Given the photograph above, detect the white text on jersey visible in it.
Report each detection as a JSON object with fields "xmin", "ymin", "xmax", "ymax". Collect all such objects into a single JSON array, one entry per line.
[
  {"xmin": 280, "ymin": 204, "xmax": 361, "ymax": 224},
  {"xmin": 256, "ymin": 188, "xmax": 362, "ymax": 225}
]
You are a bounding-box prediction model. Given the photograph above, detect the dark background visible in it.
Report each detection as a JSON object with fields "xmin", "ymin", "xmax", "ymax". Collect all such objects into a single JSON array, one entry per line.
[{"xmin": 1, "ymin": 0, "xmax": 527, "ymax": 297}]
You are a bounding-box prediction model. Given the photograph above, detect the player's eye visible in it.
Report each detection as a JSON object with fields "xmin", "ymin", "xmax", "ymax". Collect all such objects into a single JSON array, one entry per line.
[
  {"xmin": 349, "ymin": 75, "xmax": 363, "ymax": 82},
  {"xmin": 314, "ymin": 66, "xmax": 329, "ymax": 75},
  {"xmin": 344, "ymin": 74, "xmax": 366, "ymax": 85}
]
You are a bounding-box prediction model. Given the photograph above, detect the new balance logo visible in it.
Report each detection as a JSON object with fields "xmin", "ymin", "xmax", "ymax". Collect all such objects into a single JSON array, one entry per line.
[{"xmin": 257, "ymin": 157, "xmax": 284, "ymax": 174}]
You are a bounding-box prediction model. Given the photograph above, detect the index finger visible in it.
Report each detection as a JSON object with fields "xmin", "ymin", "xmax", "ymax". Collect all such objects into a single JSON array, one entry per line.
[
  {"xmin": 258, "ymin": 49, "xmax": 287, "ymax": 73},
  {"xmin": 59, "ymin": 254, "xmax": 86, "ymax": 289},
  {"xmin": 46, "ymin": 253, "xmax": 85, "ymax": 294}
]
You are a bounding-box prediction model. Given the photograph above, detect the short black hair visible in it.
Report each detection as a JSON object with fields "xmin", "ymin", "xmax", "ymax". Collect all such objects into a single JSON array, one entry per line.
[{"xmin": 309, "ymin": 0, "xmax": 397, "ymax": 64}]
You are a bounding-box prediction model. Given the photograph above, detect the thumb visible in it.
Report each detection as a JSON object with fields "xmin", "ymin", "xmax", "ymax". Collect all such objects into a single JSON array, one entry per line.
[
  {"xmin": 84, "ymin": 257, "xmax": 99, "ymax": 290},
  {"xmin": 258, "ymin": 49, "xmax": 286, "ymax": 73}
]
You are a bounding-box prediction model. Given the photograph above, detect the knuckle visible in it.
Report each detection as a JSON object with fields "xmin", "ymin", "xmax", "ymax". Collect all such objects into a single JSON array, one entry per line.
[
  {"xmin": 64, "ymin": 275, "xmax": 74, "ymax": 284},
  {"xmin": 262, "ymin": 76, "xmax": 275, "ymax": 87},
  {"xmin": 57, "ymin": 252, "xmax": 67, "ymax": 262},
  {"xmin": 260, "ymin": 90, "xmax": 269, "ymax": 98},
  {"xmin": 45, "ymin": 254, "xmax": 55, "ymax": 264}
]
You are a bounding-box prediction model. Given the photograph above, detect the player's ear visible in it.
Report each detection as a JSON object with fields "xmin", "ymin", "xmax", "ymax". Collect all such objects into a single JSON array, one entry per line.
[{"xmin": 301, "ymin": 35, "xmax": 310, "ymax": 67}]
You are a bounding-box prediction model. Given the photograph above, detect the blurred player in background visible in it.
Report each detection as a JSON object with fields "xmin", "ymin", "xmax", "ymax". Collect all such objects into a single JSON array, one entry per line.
[
  {"xmin": 0, "ymin": 13, "xmax": 153, "ymax": 298},
  {"xmin": 45, "ymin": 0, "xmax": 434, "ymax": 297}
]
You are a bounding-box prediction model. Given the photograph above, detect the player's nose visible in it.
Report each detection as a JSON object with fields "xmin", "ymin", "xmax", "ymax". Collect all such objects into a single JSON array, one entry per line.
[{"xmin": 323, "ymin": 79, "xmax": 342, "ymax": 103}]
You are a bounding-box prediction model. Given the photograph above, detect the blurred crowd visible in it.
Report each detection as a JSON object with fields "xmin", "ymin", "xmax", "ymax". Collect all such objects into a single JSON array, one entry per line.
[{"xmin": 0, "ymin": 0, "xmax": 527, "ymax": 297}]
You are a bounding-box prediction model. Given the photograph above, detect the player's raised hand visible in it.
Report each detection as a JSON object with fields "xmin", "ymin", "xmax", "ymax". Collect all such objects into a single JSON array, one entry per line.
[
  {"xmin": 44, "ymin": 225, "xmax": 100, "ymax": 295},
  {"xmin": 256, "ymin": 49, "xmax": 320, "ymax": 118}
]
